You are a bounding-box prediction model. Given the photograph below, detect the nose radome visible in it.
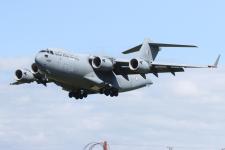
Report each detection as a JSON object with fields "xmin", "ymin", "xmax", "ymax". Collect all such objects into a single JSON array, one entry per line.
[{"xmin": 35, "ymin": 53, "xmax": 42, "ymax": 65}]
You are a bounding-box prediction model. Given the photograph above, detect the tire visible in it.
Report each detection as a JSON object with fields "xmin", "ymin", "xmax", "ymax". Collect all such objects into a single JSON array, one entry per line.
[
  {"xmin": 74, "ymin": 95, "xmax": 79, "ymax": 100},
  {"xmin": 68, "ymin": 92, "xmax": 73, "ymax": 98},
  {"xmin": 83, "ymin": 93, "xmax": 88, "ymax": 98},
  {"xmin": 104, "ymin": 89, "xmax": 110, "ymax": 96}
]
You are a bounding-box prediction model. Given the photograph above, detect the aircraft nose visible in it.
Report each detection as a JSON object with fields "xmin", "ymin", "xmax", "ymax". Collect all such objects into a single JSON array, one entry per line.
[{"xmin": 35, "ymin": 53, "xmax": 43, "ymax": 66}]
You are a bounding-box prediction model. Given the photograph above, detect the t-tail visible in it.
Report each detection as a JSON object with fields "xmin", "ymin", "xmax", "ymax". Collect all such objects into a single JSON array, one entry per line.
[{"xmin": 122, "ymin": 38, "xmax": 197, "ymax": 63}]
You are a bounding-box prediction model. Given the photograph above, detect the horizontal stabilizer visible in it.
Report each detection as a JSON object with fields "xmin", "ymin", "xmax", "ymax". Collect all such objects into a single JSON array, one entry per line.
[
  {"xmin": 122, "ymin": 44, "xmax": 142, "ymax": 54},
  {"xmin": 148, "ymin": 43, "xmax": 197, "ymax": 48},
  {"xmin": 122, "ymin": 42, "xmax": 197, "ymax": 54}
]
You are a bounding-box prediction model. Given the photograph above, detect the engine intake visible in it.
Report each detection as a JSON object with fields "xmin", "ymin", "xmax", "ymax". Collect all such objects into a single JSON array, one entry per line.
[
  {"xmin": 92, "ymin": 56, "xmax": 113, "ymax": 71},
  {"xmin": 15, "ymin": 69, "xmax": 36, "ymax": 83},
  {"xmin": 31, "ymin": 63, "xmax": 39, "ymax": 74},
  {"xmin": 129, "ymin": 58, "xmax": 150, "ymax": 73}
]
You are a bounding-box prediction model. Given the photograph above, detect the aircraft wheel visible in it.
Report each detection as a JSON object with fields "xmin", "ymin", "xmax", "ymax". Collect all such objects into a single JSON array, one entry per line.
[
  {"xmin": 83, "ymin": 93, "xmax": 88, "ymax": 98},
  {"xmin": 99, "ymin": 89, "xmax": 104, "ymax": 94},
  {"xmin": 110, "ymin": 91, "xmax": 114, "ymax": 97},
  {"xmin": 76, "ymin": 93, "xmax": 82, "ymax": 99},
  {"xmin": 104, "ymin": 90, "xmax": 110, "ymax": 96},
  {"xmin": 110, "ymin": 89, "xmax": 118, "ymax": 97},
  {"xmin": 68, "ymin": 92, "xmax": 74, "ymax": 98},
  {"xmin": 74, "ymin": 94, "xmax": 79, "ymax": 100}
]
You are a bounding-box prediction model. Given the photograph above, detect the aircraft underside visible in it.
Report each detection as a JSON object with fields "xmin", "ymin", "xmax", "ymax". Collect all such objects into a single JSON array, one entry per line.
[{"xmin": 53, "ymin": 73, "xmax": 152, "ymax": 100}]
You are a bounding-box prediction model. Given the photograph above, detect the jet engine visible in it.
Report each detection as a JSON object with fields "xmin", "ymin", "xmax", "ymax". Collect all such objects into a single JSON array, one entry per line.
[
  {"xmin": 31, "ymin": 63, "xmax": 43, "ymax": 75},
  {"xmin": 31, "ymin": 63, "xmax": 48, "ymax": 85},
  {"xmin": 32, "ymin": 63, "xmax": 47, "ymax": 78},
  {"xmin": 15, "ymin": 69, "xmax": 36, "ymax": 83},
  {"xmin": 91, "ymin": 56, "xmax": 113, "ymax": 71},
  {"xmin": 129, "ymin": 58, "xmax": 150, "ymax": 73}
]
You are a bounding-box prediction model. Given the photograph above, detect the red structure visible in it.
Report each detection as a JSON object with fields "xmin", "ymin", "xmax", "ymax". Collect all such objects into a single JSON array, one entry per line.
[
  {"xmin": 84, "ymin": 141, "xmax": 109, "ymax": 150},
  {"xmin": 103, "ymin": 141, "xmax": 108, "ymax": 150}
]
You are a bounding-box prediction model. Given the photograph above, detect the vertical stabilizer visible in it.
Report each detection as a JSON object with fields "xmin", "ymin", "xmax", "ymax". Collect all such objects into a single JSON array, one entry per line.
[{"xmin": 139, "ymin": 39, "xmax": 160, "ymax": 63}]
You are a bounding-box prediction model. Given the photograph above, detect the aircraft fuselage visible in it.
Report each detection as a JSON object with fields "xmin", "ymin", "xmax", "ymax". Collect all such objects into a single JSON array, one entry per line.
[{"xmin": 35, "ymin": 49, "xmax": 153, "ymax": 94}]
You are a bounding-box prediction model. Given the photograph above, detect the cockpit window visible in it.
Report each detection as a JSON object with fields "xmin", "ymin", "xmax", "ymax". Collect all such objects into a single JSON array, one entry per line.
[
  {"xmin": 40, "ymin": 50, "xmax": 47, "ymax": 53},
  {"xmin": 39, "ymin": 50, "xmax": 54, "ymax": 55}
]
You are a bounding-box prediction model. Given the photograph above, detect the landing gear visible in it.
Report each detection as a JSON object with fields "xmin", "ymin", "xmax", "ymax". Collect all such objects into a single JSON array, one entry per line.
[
  {"xmin": 68, "ymin": 90, "xmax": 88, "ymax": 100},
  {"xmin": 68, "ymin": 92, "xmax": 74, "ymax": 98},
  {"xmin": 104, "ymin": 89, "xmax": 110, "ymax": 96},
  {"xmin": 100, "ymin": 88, "xmax": 119, "ymax": 97}
]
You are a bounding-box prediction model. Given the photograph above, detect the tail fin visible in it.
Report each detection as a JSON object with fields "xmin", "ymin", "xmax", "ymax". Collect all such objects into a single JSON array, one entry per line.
[
  {"xmin": 139, "ymin": 39, "xmax": 159, "ymax": 63},
  {"xmin": 122, "ymin": 38, "xmax": 197, "ymax": 63}
]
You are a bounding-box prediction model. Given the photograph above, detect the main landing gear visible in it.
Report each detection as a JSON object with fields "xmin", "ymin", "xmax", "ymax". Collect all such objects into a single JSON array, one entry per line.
[
  {"xmin": 68, "ymin": 90, "xmax": 88, "ymax": 100},
  {"xmin": 99, "ymin": 88, "xmax": 119, "ymax": 97}
]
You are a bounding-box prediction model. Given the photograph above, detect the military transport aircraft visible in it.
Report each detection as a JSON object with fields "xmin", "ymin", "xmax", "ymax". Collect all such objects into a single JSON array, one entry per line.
[{"xmin": 11, "ymin": 39, "xmax": 220, "ymax": 100}]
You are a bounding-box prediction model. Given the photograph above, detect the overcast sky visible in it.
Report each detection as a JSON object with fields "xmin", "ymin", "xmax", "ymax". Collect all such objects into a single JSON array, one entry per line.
[{"xmin": 0, "ymin": 0, "xmax": 225, "ymax": 150}]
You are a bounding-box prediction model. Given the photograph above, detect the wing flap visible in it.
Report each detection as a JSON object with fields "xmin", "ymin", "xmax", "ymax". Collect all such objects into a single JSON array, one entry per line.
[
  {"xmin": 152, "ymin": 54, "xmax": 221, "ymax": 69},
  {"xmin": 113, "ymin": 65, "xmax": 184, "ymax": 75},
  {"xmin": 151, "ymin": 63, "xmax": 207, "ymax": 68}
]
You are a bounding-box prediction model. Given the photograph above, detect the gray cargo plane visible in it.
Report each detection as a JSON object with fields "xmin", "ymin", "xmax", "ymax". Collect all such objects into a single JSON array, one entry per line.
[{"xmin": 11, "ymin": 39, "xmax": 220, "ymax": 99}]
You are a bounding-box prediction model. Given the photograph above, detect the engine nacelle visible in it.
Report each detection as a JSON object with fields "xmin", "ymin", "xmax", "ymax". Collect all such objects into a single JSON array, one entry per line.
[
  {"xmin": 15, "ymin": 69, "xmax": 36, "ymax": 83},
  {"xmin": 31, "ymin": 63, "xmax": 48, "ymax": 84},
  {"xmin": 129, "ymin": 58, "xmax": 150, "ymax": 73},
  {"xmin": 91, "ymin": 56, "xmax": 113, "ymax": 71},
  {"xmin": 31, "ymin": 63, "xmax": 39, "ymax": 75},
  {"xmin": 31, "ymin": 63, "xmax": 44, "ymax": 76}
]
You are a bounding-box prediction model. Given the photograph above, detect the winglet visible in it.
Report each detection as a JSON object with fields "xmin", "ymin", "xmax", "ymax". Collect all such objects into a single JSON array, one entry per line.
[{"xmin": 208, "ymin": 55, "xmax": 221, "ymax": 68}]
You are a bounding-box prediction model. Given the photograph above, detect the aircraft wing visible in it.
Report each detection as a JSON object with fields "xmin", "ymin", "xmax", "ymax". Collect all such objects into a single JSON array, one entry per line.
[
  {"xmin": 10, "ymin": 78, "xmax": 50, "ymax": 86},
  {"xmin": 10, "ymin": 81, "xmax": 28, "ymax": 85},
  {"xmin": 152, "ymin": 54, "xmax": 220, "ymax": 69},
  {"xmin": 113, "ymin": 62, "xmax": 185, "ymax": 76},
  {"xmin": 152, "ymin": 63, "xmax": 211, "ymax": 69},
  {"xmin": 113, "ymin": 55, "xmax": 220, "ymax": 76}
]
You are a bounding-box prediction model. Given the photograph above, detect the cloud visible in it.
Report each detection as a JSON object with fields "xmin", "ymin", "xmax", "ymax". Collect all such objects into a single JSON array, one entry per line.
[
  {"xmin": 170, "ymin": 80, "xmax": 200, "ymax": 97},
  {"xmin": 0, "ymin": 57, "xmax": 33, "ymax": 72},
  {"xmin": 0, "ymin": 58, "xmax": 225, "ymax": 150}
]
